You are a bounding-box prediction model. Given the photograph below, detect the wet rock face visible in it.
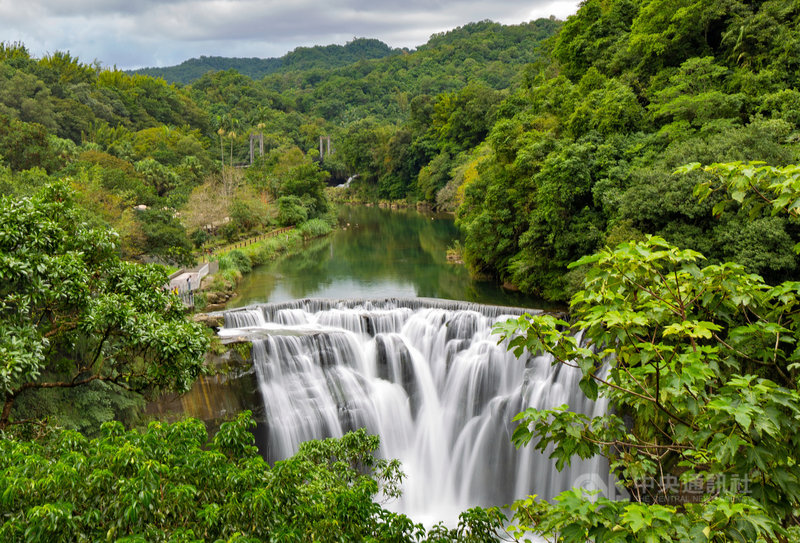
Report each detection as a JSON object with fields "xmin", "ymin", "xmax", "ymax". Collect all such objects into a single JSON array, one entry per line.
[
  {"xmin": 205, "ymin": 291, "xmax": 232, "ymax": 305},
  {"xmin": 193, "ymin": 312, "xmax": 225, "ymax": 329},
  {"xmin": 146, "ymin": 339, "xmax": 260, "ymax": 433}
]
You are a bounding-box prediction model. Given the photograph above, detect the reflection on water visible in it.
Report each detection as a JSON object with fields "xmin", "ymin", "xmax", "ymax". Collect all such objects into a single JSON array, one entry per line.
[{"xmin": 229, "ymin": 206, "xmax": 558, "ymax": 309}]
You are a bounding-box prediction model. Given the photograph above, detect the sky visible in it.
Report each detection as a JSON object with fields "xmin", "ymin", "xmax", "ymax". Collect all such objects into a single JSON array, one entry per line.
[{"xmin": 0, "ymin": 0, "xmax": 580, "ymax": 70}]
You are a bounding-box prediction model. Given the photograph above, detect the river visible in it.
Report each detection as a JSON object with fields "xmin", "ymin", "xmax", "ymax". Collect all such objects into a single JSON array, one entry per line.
[{"xmin": 227, "ymin": 205, "xmax": 558, "ymax": 310}]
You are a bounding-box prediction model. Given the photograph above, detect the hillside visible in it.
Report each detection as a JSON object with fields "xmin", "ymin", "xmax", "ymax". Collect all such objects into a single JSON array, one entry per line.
[
  {"xmin": 185, "ymin": 18, "xmax": 562, "ymax": 180},
  {"xmin": 452, "ymin": 0, "xmax": 800, "ymax": 300},
  {"xmin": 128, "ymin": 38, "xmax": 400, "ymax": 84},
  {"xmin": 0, "ymin": 17, "xmax": 562, "ymax": 280},
  {"xmin": 257, "ymin": 19, "xmax": 562, "ymax": 122},
  {"xmin": 8, "ymin": 5, "xmax": 797, "ymax": 305}
]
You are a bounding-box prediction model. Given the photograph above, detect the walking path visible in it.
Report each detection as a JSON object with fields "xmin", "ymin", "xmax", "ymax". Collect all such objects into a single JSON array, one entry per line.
[
  {"xmin": 165, "ymin": 226, "xmax": 294, "ymax": 307},
  {"xmin": 167, "ymin": 261, "xmax": 219, "ymax": 307},
  {"xmin": 201, "ymin": 226, "xmax": 295, "ymax": 260}
]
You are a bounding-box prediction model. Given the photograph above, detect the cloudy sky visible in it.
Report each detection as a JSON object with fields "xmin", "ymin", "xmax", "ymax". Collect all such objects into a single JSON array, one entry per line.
[{"xmin": 0, "ymin": 0, "xmax": 579, "ymax": 70}]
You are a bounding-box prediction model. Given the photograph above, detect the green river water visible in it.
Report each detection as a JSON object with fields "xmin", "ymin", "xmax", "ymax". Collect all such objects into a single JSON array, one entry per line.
[{"xmin": 227, "ymin": 205, "xmax": 556, "ymax": 310}]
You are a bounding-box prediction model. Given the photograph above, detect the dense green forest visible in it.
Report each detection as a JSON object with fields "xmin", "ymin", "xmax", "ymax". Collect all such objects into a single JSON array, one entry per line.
[
  {"xmin": 451, "ymin": 0, "xmax": 800, "ymax": 301},
  {"xmin": 4, "ymin": 3, "xmax": 800, "ymax": 300},
  {"xmin": 0, "ymin": 18, "xmax": 562, "ymax": 271},
  {"xmin": 5, "ymin": 1, "xmax": 800, "ymax": 539}
]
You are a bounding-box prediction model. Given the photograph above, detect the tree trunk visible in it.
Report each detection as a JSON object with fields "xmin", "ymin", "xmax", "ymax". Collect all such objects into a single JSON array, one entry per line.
[{"xmin": 0, "ymin": 395, "xmax": 15, "ymax": 430}]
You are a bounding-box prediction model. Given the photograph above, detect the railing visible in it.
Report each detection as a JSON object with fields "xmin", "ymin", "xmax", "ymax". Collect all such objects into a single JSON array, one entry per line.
[
  {"xmin": 207, "ymin": 226, "xmax": 295, "ymax": 257},
  {"xmin": 176, "ymin": 285, "xmax": 194, "ymax": 307},
  {"xmin": 165, "ymin": 261, "xmax": 219, "ymax": 308},
  {"xmin": 166, "ymin": 228, "xmax": 295, "ymax": 307}
]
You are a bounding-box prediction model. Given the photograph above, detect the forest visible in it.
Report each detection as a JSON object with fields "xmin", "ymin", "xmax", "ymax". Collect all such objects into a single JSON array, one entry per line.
[{"xmin": 3, "ymin": 0, "xmax": 800, "ymax": 540}]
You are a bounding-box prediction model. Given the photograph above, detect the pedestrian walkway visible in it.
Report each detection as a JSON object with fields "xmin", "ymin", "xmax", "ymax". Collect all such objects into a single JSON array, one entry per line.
[
  {"xmin": 165, "ymin": 227, "xmax": 294, "ymax": 307},
  {"xmin": 166, "ymin": 261, "xmax": 219, "ymax": 307}
]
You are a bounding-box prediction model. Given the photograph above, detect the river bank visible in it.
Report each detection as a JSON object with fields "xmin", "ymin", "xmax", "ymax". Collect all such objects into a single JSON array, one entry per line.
[
  {"xmin": 155, "ymin": 204, "xmax": 561, "ymax": 446},
  {"xmin": 195, "ymin": 218, "xmax": 335, "ymax": 312},
  {"xmin": 328, "ymin": 185, "xmax": 444, "ymax": 213}
]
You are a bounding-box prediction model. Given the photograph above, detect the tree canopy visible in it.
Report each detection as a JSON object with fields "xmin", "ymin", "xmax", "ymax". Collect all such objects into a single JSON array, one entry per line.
[
  {"xmin": 0, "ymin": 410, "xmax": 511, "ymax": 542},
  {"xmin": 493, "ymin": 162, "xmax": 800, "ymax": 541},
  {"xmin": 0, "ymin": 182, "xmax": 209, "ymax": 430}
]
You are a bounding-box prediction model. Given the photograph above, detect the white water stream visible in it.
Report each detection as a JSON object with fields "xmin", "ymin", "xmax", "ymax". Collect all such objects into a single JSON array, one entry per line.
[{"xmin": 221, "ymin": 298, "xmax": 613, "ymax": 524}]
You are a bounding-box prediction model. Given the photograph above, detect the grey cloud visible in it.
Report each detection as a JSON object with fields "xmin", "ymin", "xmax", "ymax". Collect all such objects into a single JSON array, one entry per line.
[
  {"xmin": 21, "ymin": 0, "xmax": 189, "ymax": 16},
  {"xmin": 0, "ymin": 0, "xmax": 578, "ymax": 69}
]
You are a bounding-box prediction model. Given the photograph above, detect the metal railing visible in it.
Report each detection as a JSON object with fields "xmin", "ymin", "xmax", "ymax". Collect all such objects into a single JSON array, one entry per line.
[{"xmin": 207, "ymin": 226, "xmax": 295, "ymax": 257}]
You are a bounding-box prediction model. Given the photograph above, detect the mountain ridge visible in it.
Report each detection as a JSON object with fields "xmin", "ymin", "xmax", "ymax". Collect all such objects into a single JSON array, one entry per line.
[{"xmin": 127, "ymin": 38, "xmax": 401, "ymax": 85}]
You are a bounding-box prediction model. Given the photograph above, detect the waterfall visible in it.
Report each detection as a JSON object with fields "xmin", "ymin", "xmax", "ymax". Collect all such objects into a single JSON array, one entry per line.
[{"xmin": 221, "ymin": 297, "xmax": 614, "ymax": 524}]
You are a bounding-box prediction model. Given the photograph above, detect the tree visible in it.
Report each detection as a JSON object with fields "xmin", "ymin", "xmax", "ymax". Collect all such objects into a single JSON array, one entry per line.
[
  {"xmin": 137, "ymin": 207, "xmax": 195, "ymax": 266},
  {"xmin": 0, "ymin": 114, "xmax": 62, "ymax": 172},
  {"xmin": 493, "ymin": 162, "xmax": 800, "ymax": 541},
  {"xmin": 0, "ymin": 413, "xmax": 407, "ymax": 541},
  {"xmin": 276, "ymin": 195, "xmax": 308, "ymax": 226},
  {"xmin": 181, "ymin": 178, "xmax": 232, "ymax": 234},
  {"xmin": 254, "ymin": 145, "xmax": 329, "ymax": 219},
  {"xmin": 0, "ymin": 411, "xmax": 510, "ymax": 541},
  {"xmin": 689, "ymin": 161, "xmax": 800, "ymax": 226},
  {"xmin": 228, "ymin": 185, "xmax": 269, "ymax": 233},
  {"xmin": 649, "ymin": 57, "xmax": 744, "ymax": 129},
  {"xmin": 134, "ymin": 158, "xmax": 179, "ymax": 198},
  {"xmin": 0, "ymin": 182, "xmax": 208, "ymax": 429}
]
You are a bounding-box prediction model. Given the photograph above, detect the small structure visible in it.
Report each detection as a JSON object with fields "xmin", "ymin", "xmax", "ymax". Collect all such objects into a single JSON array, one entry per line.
[
  {"xmin": 249, "ymin": 132, "xmax": 264, "ymax": 165},
  {"xmin": 319, "ymin": 135, "xmax": 332, "ymax": 159}
]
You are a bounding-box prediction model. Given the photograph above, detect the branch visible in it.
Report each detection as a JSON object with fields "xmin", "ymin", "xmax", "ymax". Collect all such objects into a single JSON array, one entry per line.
[
  {"xmin": 43, "ymin": 319, "xmax": 80, "ymax": 338},
  {"xmin": 587, "ymin": 370, "xmax": 698, "ymax": 430},
  {"xmin": 585, "ymin": 436, "xmax": 693, "ymax": 452},
  {"xmin": 17, "ymin": 373, "xmax": 136, "ymax": 394},
  {"xmin": 1, "ymin": 372, "xmax": 137, "ymax": 429},
  {"xmin": 745, "ymin": 178, "xmax": 776, "ymax": 208},
  {"xmin": 89, "ymin": 326, "xmax": 112, "ymax": 371},
  {"xmin": 711, "ymin": 332, "xmax": 791, "ymax": 383},
  {"xmin": 607, "ymin": 257, "xmax": 687, "ymax": 319},
  {"xmin": 6, "ymin": 417, "xmax": 49, "ymax": 428}
]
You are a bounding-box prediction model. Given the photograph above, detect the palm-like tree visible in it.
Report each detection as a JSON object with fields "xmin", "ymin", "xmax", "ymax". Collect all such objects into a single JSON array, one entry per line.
[
  {"xmin": 227, "ymin": 117, "xmax": 240, "ymax": 166},
  {"xmin": 217, "ymin": 127, "xmax": 226, "ymax": 165},
  {"xmin": 228, "ymin": 130, "xmax": 237, "ymax": 166}
]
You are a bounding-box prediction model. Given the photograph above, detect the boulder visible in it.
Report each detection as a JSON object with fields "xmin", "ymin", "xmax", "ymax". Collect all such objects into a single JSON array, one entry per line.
[{"xmin": 193, "ymin": 312, "xmax": 225, "ymax": 328}]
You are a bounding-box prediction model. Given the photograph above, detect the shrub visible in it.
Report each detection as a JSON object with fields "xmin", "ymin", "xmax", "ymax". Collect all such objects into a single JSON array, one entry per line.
[
  {"xmin": 298, "ymin": 218, "xmax": 332, "ymax": 240},
  {"xmin": 220, "ymin": 221, "xmax": 239, "ymax": 243},
  {"xmin": 190, "ymin": 229, "xmax": 208, "ymax": 248},
  {"xmin": 0, "ymin": 414, "xmax": 440, "ymax": 542},
  {"xmin": 276, "ymin": 195, "xmax": 308, "ymax": 226},
  {"xmin": 226, "ymin": 249, "xmax": 252, "ymax": 274}
]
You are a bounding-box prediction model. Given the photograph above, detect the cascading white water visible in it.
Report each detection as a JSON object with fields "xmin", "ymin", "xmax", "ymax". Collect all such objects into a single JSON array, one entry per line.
[{"xmin": 220, "ymin": 297, "xmax": 614, "ymax": 524}]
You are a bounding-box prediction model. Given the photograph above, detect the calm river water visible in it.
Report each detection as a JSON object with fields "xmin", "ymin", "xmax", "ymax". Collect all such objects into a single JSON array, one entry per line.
[{"xmin": 228, "ymin": 205, "xmax": 554, "ymax": 309}]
